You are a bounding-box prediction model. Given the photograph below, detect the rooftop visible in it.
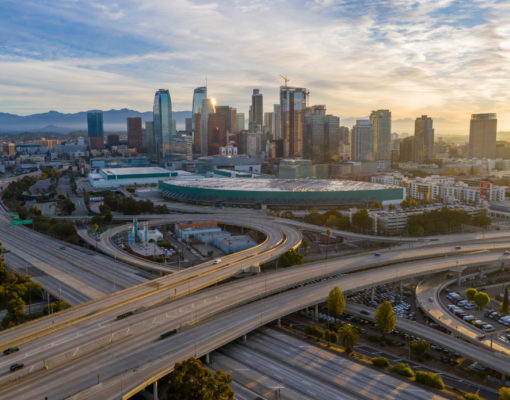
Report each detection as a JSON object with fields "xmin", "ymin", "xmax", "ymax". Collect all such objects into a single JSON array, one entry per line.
[
  {"xmin": 101, "ymin": 167, "xmax": 170, "ymax": 177},
  {"xmin": 161, "ymin": 178, "xmax": 397, "ymax": 192}
]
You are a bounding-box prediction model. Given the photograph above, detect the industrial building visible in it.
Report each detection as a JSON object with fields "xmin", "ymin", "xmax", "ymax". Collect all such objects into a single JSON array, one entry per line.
[
  {"xmin": 88, "ymin": 167, "xmax": 171, "ymax": 188},
  {"xmin": 159, "ymin": 178, "xmax": 404, "ymax": 208}
]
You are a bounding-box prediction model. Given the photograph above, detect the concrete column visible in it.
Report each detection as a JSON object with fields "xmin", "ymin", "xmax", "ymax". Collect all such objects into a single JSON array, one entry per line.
[
  {"xmin": 243, "ymin": 334, "xmax": 247, "ymax": 343},
  {"xmin": 153, "ymin": 381, "xmax": 159, "ymax": 400},
  {"xmin": 479, "ymin": 266, "xmax": 483, "ymax": 279},
  {"xmin": 457, "ymin": 270, "xmax": 462, "ymax": 286},
  {"xmin": 205, "ymin": 353, "xmax": 210, "ymax": 364},
  {"xmin": 399, "ymin": 281, "xmax": 403, "ymax": 294},
  {"xmin": 314, "ymin": 304, "xmax": 319, "ymax": 321},
  {"xmin": 277, "ymin": 318, "xmax": 281, "ymax": 328},
  {"xmin": 371, "ymin": 288, "xmax": 375, "ymax": 302}
]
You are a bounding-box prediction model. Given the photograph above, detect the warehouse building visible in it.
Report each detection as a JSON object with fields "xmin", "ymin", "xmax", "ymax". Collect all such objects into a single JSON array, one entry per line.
[{"xmin": 88, "ymin": 167, "xmax": 171, "ymax": 188}]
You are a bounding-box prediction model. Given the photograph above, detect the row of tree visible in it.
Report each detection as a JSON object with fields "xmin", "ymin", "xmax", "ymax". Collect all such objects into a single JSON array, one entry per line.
[
  {"xmin": 303, "ymin": 209, "xmax": 374, "ymax": 234},
  {"xmin": 101, "ymin": 191, "xmax": 169, "ymax": 215},
  {"xmin": 408, "ymin": 208, "xmax": 491, "ymax": 236}
]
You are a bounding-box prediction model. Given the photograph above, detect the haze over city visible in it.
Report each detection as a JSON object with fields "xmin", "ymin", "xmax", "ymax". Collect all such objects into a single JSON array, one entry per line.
[{"xmin": 2, "ymin": 0, "xmax": 510, "ymax": 134}]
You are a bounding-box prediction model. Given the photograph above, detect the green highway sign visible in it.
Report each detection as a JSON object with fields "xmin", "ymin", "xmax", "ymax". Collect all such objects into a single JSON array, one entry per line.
[
  {"xmin": 10, "ymin": 219, "xmax": 32, "ymax": 226},
  {"xmin": 13, "ymin": 216, "xmax": 19, "ymax": 220},
  {"xmin": 9, "ymin": 212, "xmax": 16, "ymax": 216}
]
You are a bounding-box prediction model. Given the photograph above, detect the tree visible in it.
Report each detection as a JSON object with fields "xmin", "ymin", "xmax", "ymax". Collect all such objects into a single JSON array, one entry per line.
[
  {"xmin": 502, "ymin": 287, "xmax": 509, "ymax": 315},
  {"xmin": 327, "ymin": 286, "xmax": 346, "ymax": 322},
  {"xmin": 375, "ymin": 300, "xmax": 396, "ymax": 338},
  {"xmin": 325, "ymin": 330, "xmax": 338, "ymax": 344},
  {"xmin": 6, "ymin": 294, "xmax": 25, "ymax": 325},
  {"xmin": 338, "ymin": 323, "xmax": 359, "ymax": 354},
  {"xmin": 166, "ymin": 357, "xmax": 234, "ymax": 400},
  {"xmin": 500, "ymin": 387, "xmax": 510, "ymax": 400},
  {"xmin": 474, "ymin": 292, "xmax": 490, "ymax": 310},
  {"xmin": 466, "ymin": 288, "xmax": 478, "ymax": 301},
  {"xmin": 301, "ymin": 240, "xmax": 308, "ymax": 255},
  {"xmin": 410, "ymin": 339, "xmax": 430, "ymax": 355},
  {"xmin": 278, "ymin": 249, "xmax": 303, "ymax": 268},
  {"xmin": 351, "ymin": 209, "xmax": 373, "ymax": 233}
]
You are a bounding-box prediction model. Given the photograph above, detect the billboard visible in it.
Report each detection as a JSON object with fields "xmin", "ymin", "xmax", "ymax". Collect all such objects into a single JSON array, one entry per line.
[{"xmin": 480, "ymin": 180, "xmax": 491, "ymax": 200}]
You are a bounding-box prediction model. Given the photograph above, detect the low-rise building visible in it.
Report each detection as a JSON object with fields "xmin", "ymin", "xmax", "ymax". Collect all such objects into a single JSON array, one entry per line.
[{"xmin": 88, "ymin": 167, "xmax": 171, "ymax": 188}]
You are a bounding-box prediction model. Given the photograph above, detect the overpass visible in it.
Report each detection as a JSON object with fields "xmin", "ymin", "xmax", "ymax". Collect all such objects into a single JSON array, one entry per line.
[{"xmin": 1, "ymin": 248, "xmax": 510, "ymax": 399}]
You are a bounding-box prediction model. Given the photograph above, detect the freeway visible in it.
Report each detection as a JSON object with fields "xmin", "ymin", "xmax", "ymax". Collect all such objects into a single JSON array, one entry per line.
[
  {"xmin": 0, "ymin": 214, "xmax": 148, "ymax": 303},
  {"xmin": 217, "ymin": 327, "xmax": 447, "ymax": 400},
  {"xmin": 1, "ymin": 249, "xmax": 510, "ymax": 399}
]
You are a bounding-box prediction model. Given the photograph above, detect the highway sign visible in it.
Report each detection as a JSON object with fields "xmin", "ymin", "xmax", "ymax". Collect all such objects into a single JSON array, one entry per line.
[
  {"xmin": 13, "ymin": 215, "xmax": 19, "ymax": 220},
  {"xmin": 10, "ymin": 219, "xmax": 33, "ymax": 226}
]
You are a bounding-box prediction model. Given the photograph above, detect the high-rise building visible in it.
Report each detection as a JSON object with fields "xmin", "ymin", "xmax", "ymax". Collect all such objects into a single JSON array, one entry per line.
[
  {"xmin": 200, "ymin": 98, "xmax": 215, "ymax": 156},
  {"xmin": 87, "ymin": 111, "xmax": 104, "ymax": 150},
  {"xmin": 251, "ymin": 89, "xmax": 263, "ymax": 126},
  {"xmin": 273, "ymin": 104, "xmax": 281, "ymax": 139},
  {"xmin": 235, "ymin": 113, "xmax": 245, "ymax": 133},
  {"xmin": 127, "ymin": 117, "xmax": 143, "ymax": 151},
  {"xmin": 370, "ymin": 109, "xmax": 391, "ymax": 161},
  {"xmin": 143, "ymin": 121, "xmax": 155, "ymax": 157},
  {"xmin": 185, "ymin": 118, "xmax": 193, "ymax": 133},
  {"xmin": 207, "ymin": 113, "xmax": 227, "ymax": 155},
  {"xmin": 169, "ymin": 135, "xmax": 192, "ymax": 161},
  {"xmin": 325, "ymin": 115, "xmax": 340, "ymax": 162},
  {"xmin": 106, "ymin": 134, "xmax": 119, "ymax": 148},
  {"xmin": 304, "ymin": 105, "xmax": 326, "ymax": 161},
  {"xmin": 350, "ymin": 120, "xmax": 374, "ymax": 161},
  {"xmin": 153, "ymin": 89, "xmax": 174, "ymax": 162},
  {"xmin": 399, "ymin": 136, "xmax": 424, "ymax": 163},
  {"xmin": 469, "ymin": 113, "xmax": 497, "ymax": 159},
  {"xmin": 415, "ymin": 115, "xmax": 434, "ymax": 160},
  {"xmin": 215, "ymin": 106, "xmax": 237, "ymax": 134},
  {"xmin": 280, "ymin": 86, "xmax": 308, "ymax": 157},
  {"xmin": 339, "ymin": 126, "xmax": 349, "ymax": 144},
  {"xmin": 192, "ymin": 86, "xmax": 207, "ymax": 132},
  {"xmin": 264, "ymin": 112, "xmax": 273, "ymax": 135}
]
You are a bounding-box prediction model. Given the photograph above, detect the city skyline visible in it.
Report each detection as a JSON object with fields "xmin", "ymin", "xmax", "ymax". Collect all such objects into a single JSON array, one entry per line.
[{"xmin": 1, "ymin": 1, "xmax": 510, "ymax": 134}]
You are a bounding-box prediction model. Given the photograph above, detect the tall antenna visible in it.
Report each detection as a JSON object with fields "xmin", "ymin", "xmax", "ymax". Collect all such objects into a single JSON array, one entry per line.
[{"xmin": 280, "ymin": 74, "xmax": 290, "ymax": 87}]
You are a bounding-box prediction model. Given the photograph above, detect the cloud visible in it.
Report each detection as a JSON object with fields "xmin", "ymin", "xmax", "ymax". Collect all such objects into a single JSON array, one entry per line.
[{"xmin": 0, "ymin": 0, "xmax": 510, "ymax": 133}]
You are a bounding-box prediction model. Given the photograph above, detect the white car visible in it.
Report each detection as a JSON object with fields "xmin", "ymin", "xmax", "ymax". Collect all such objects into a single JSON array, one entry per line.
[
  {"xmin": 213, "ymin": 258, "xmax": 222, "ymax": 264},
  {"xmin": 463, "ymin": 315, "xmax": 475, "ymax": 322}
]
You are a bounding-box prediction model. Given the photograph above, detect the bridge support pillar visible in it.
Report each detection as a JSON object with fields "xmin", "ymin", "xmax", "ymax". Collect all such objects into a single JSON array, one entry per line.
[
  {"xmin": 314, "ymin": 304, "xmax": 319, "ymax": 321},
  {"xmin": 205, "ymin": 352, "xmax": 210, "ymax": 364},
  {"xmin": 277, "ymin": 318, "xmax": 281, "ymax": 328},
  {"xmin": 243, "ymin": 334, "xmax": 247, "ymax": 343},
  {"xmin": 399, "ymin": 281, "xmax": 403, "ymax": 294},
  {"xmin": 371, "ymin": 288, "xmax": 375, "ymax": 302},
  {"xmin": 153, "ymin": 381, "xmax": 159, "ymax": 400},
  {"xmin": 457, "ymin": 270, "xmax": 462, "ymax": 287},
  {"xmin": 479, "ymin": 266, "xmax": 483, "ymax": 279}
]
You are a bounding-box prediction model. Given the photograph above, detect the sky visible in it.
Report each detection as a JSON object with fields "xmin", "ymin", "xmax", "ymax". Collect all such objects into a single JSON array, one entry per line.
[{"xmin": 1, "ymin": 0, "xmax": 510, "ymax": 135}]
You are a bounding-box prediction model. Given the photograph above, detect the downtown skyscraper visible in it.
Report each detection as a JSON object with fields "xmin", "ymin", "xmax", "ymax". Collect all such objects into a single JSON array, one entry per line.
[
  {"xmin": 415, "ymin": 115, "xmax": 434, "ymax": 161},
  {"xmin": 153, "ymin": 89, "xmax": 174, "ymax": 163},
  {"xmin": 87, "ymin": 111, "xmax": 104, "ymax": 150},
  {"xmin": 469, "ymin": 113, "xmax": 497, "ymax": 159},
  {"xmin": 370, "ymin": 109, "xmax": 391, "ymax": 161},
  {"xmin": 280, "ymin": 86, "xmax": 308, "ymax": 157},
  {"xmin": 192, "ymin": 86, "xmax": 207, "ymax": 132},
  {"xmin": 251, "ymin": 89, "xmax": 263, "ymax": 127}
]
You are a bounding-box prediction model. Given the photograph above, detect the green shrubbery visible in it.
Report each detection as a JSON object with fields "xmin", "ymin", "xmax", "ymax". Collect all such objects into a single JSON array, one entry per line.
[
  {"xmin": 464, "ymin": 393, "xmax": 486, "ymax": 400},
  {"xmin": 415, "ymin": 371, "xmax": 445, "ymax": 389},
  {"xmin": 371, "ymin": 357, "xmax": 390, "ymax": 368},
  {"xmin": 391, "ymin": 363, "xmax": 414, "ymax": 377},
  {"xmin": 305, "ymin": 325, "xmax": 324, "ymax": 340},
  {"xmin": 324, "ymin": 329, "xmax": 338, "ymax": 344}
]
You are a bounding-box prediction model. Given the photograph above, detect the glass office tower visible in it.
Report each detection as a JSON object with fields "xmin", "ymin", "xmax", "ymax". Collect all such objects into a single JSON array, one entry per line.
[
  {"xmin": 87, "ymin": 111, "xmax": 104, "ymax": 150},
  {"xmin": 192, "ymin": 87, "xmax": 207, "ymax": 131},
  {"xmin": 153, "ymin": 89, "xmax": 173, "ymax": 163}
]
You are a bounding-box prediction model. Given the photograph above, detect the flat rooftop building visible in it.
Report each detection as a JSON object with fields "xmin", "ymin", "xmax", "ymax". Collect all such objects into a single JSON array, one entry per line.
[{"xmin": 89, "ymin": 167, "xmax": 171, "ymax": 188}]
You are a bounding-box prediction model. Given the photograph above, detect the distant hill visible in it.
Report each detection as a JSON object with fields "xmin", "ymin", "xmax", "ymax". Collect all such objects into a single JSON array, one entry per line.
[{"xmin": 0, "ymin": 109, "xmax": 192, "ymax": 134}]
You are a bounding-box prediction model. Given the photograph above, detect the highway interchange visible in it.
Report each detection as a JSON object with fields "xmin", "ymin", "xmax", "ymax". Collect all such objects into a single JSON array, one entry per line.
[{"xmin": 1, "ymin": 176, "xmax": 510, "ymax": 399}]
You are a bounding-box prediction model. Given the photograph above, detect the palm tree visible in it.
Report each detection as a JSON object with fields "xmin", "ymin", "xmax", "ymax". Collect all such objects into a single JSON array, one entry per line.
[{"xmin": 338, "ymin": 323, "xmax": 359, "ymax": 354}]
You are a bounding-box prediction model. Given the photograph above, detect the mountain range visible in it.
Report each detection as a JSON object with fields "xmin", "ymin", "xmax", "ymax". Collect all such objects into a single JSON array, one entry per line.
[{"xmin": 0, "ymin": 109, "xmax": 192, "ymax": 134}]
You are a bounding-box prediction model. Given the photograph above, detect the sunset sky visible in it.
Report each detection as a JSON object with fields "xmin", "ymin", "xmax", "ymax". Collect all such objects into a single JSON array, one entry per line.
[{"xmin": 1, "ymin": 0, "xmax": 510, "ymax": 135}]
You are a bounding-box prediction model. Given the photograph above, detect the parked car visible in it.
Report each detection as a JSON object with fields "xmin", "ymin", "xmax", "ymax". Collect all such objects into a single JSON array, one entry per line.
[
  {"xmin": 482, "ymin": 324, "xmax": 495, "ymax": 332},
  {"xmin": 463, "ymin": 315, "xmax": 475, "ymax": 322},
  {"xmin": 473, "ymin": 320, "xmax": 486, "ymax": 328},
  {"xmin": 464, "ymin": 302, "xmax": 476, "ymax": 310},
  {"xmin": 457, "ymin": 300, "xmax": 468, "ymax": 307}
]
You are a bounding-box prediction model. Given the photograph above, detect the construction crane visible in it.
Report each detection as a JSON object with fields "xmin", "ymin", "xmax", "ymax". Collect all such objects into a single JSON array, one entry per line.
[{"xmin": 280, "ymin": 74, "xmax": 290, "ymax": 87}]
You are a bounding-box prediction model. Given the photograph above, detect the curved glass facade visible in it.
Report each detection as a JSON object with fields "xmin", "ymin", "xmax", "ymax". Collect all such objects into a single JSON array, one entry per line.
[
  {"xmin": 192, "ymin": 86, "xmax": 207, "ymax": 131},
  {"xmin": 153, "ymin": 89, "xmax": 173, "ymax": 163}
]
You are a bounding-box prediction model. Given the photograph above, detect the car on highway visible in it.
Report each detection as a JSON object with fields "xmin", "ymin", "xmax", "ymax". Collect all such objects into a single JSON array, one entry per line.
[
  {"xmin": 374, "ymin": 252, "xmax": 381, "ymax": 256},
  {"xmin": 213, "ymin": 258, "xmax": 222, "ymax": 264},
  {"xmin": 455, "ymin": 246, "xmax": 462, "ymax": 250},
  {"xmin": 2, "ymin": 347, "xmax": 19, "ymax": 355},
  {"xmin": 9, "ymin": 363, "xmax": 24, "ymax": 372}
]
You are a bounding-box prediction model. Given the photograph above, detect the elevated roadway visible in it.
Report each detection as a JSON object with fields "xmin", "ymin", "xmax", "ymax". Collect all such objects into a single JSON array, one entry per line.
[{"xmin": 1, "ymin": 249, "xmax": 510, "ymax": 399}]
